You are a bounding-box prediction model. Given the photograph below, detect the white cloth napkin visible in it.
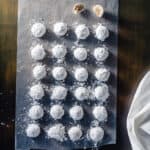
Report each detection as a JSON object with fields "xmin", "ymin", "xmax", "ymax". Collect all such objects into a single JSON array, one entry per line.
[{"xmin": 127, "ymin": 71, "xmax": 150, "ymax": 150}]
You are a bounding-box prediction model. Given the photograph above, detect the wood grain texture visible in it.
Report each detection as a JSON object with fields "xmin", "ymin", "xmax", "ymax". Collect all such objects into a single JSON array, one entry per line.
[{"xmin": 0, "ymin": 0, "xmax": 150, "ymax": 150}]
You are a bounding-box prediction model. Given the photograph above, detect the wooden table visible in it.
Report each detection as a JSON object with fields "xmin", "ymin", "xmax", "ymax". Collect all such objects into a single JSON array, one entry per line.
[{"xmin": 0, "ymin": 0, "xmax": 150, "ymax": 149}]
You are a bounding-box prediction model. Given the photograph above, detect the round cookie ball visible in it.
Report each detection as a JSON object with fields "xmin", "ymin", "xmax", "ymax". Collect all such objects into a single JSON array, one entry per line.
[
  {"xmin": 94, "ymin": 84, "xmax": 109, "ymax": 102},
  {"xmin": 69, "ymin": 105, "xmax": 84, "ymax": 121},
  {"xmin": 94, "ymin": 47, "xmax": 109, "ymax": 61},
  {"xmin": 89, "ymin": 127, "xmax": 104, "ymax": 142},
  {"xmin": 74, "ymin": 87, "xmax": 89, "ymax": 101},
  {"xmin": 75, "ymin": 24, "xmax": 90, "ymax": 40},
  {"xmin": 33, "ymin": 65, "xmax": 46, "ymax": 80},
  {"xmin": 93, "ymin": 106, "xmax": 108, "ymax": 122},
  {"xmin": 53, "ymin": 22, "xmax": 67, "ymax": 36},
  {"xmin": 74, "ymin": 67, "xmax": 88, "ymax": 82},
  {"xmin": 31, "ymin": 23, "xmax": 46, "ymax": 38},
  {"xmin": 95, "ymin": 68, "xmax": 110, "ymax": 82},
  {"xmin": 52, "ymin": 66, "xmax": 67, "ymax": 81},
  {"xmin": 52, "ymin": 45, "xmax": 67, "ymax": 59},
  {"xmin": 68, "ymin": 126, "xmax": 82, "ymax": 141},
  {"xmin": 29, "ymin": 84, "xmax": 44, "ymax": 100},
  {"xmin": 50, "ymin": 105, "xmax": 64, "ymax": 120},
  {"xmin": 47, "ymin": 124, "xmax": 65, "ymax": 141},
  {"xmin": 51, "ymin": 86, "xmax": 67, "ymax": 100},
  {"xmin": 74, "ymin": 47, "xmax": 87, "ymax": 61},
  {"xmin": 28, "ymin": 105, "xmax": 44, "ymax": 120},
  {"xmin": 26, "ymin": 124, "xmax": 40, "ymax": 138},
  {"xmin": 95, "ymin": 24, "xmax": 109, "ymax": 41},
  {"xmin": 31, "ymin": 44, "xmax": 46, "ymax": 61}
]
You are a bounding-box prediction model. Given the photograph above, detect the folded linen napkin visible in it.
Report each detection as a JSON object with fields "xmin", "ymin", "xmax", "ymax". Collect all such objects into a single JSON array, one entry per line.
[{"xmin": 127, "ymin": 71, "xmax": 150, "ymax": 150}]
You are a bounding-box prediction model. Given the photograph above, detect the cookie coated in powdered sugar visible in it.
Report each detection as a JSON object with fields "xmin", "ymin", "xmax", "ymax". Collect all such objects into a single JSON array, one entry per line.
[
  {"xmin": 47, "ymin": 124, "xmax": 66, "ymax": 141},
  {"xmin": 75, "ymin": 24, "xmax": 90, "ymax": 40},
  {"xmin": 28, "ymin": 105, "xmax": 44, "ymax": 120},
  {"xmin": 26, "ymin": 124, "xmax": 41, "ymax": 138},
  {"xmin": 29, "ymin": 84, "xmax": 44, "ymax": 100},
  {"xmin": 31, "ymin": 22, "xmax": 46, "ymax": 38},
  {"xmin": 50, "ymin": 105, "xmax": 64, "ymax": 120},
  {"xmin": 69, "ymin": 105, "xmax": 84, "ymax": 121},
  {"xmin": 51, "ymin": 86, "xmax": 67, "ymax": 100},
  {"xmin": 53, "ymin": 22, "xmax": 68, "ymax": 36}
]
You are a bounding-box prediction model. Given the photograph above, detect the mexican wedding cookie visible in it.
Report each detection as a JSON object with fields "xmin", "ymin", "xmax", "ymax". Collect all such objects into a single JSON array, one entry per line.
[
  {"xmin": 94, "ymin": 47, "xmax": 109, "ymax": 61},
  {"xmin": 95, "ymin": 68, "xmax": 110, "ymax": 82},
  {"xmin": 94, "ymin": 84, "xmax": 109, "ymax": 102},
  {"xmin": 26, "ymin": 124, "xmax": 40, "ymax": 138},
  {"xmin": 74, "ymin": 87, "xmax": 89, "ymax": 101},
  {"xmin": 74, "ymin": 67, "xmax": 88, "ymax": 82},
  {"xmin": 28, "ymin": 105, "xmax": 44, "ymax": 120},
  {"xmin": 50, "ymin": 105, "xmax": 64, "ymax": 120},
  {"xmin": 68, "ymin": 126, "xmax": 82, "ymax": 141},
  {"xmin": 51, "ymin": 86, "xmax": 67, "ymax": 100},
  {"xmin": 31, "ymin": 44, "xmax": 46, "ymax": 61},
  {"xmin": 92, "ymin": 106, "xmax": 108, "ymax": 122},
  {"xmin": 32, "ymin": 65, "xmax": 46, "ymax": 80},
  {"xmin": 53, "ymin": 22, "xmax": 67, "ymax": 36},
  {"xmin": 73, "ymin": 47, "xmax": 87, "ymax": 61},
  {"xmin": 52, "ymin": 66, "xmax": 67, "ymax": 81},
  {"xmin": 52, "ymin": 45, "xmax": 67, "ymax": 59},
  {"xmin": 31, "ymin": 23, "xmax": 46, "ymax": 38},
  {"xmin": 47, "ymin": 124, "xmax": 65, "ymax": 141},
  {"xmin": 69, "ymin": 105, "xmax": 84, "ymax": 121},
  {"xmin": 95, "ymin": 24, "xmax": 109, "ymax": 41},
  {"xmin": 29, "ymin": 84, "xmax": 44, "ymax": 100},
  {"xmin": 75, "ymin": 24, "xmax": 90, "ymax": 40},
  {"xmin": 89, "ymin": 127, "xmax": 104, "ymax": 143}
]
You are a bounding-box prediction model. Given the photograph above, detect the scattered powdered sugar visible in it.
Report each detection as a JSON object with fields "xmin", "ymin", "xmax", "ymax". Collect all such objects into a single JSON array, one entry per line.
[{"xmin": 22, "ymin": 14, "xmax": 116, "ymax": 146}]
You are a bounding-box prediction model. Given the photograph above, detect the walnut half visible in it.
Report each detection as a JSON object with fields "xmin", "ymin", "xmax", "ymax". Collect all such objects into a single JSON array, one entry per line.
[
  {"xmin": 73, "ymin": 3, "xmax": 85, "ymax": 14},
  {"xmin": 92, "ymin": 5, "xmax": 104, "ymax": 18}
]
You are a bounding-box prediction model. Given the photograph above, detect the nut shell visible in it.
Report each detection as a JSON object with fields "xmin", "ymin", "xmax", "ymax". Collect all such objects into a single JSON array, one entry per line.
[
  {"xmin": 73, "ymin": 3, "xmax": 85, "ymax": 14},
  {"xmin": 93, "ymin": 5, "xmax": 104, "ymax": 18}
]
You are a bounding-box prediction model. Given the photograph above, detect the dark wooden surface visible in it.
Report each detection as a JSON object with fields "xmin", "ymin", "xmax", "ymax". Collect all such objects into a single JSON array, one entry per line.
[{"xmin": 0, "ymin": 0, "xmax": 150, "ymax": 149}]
